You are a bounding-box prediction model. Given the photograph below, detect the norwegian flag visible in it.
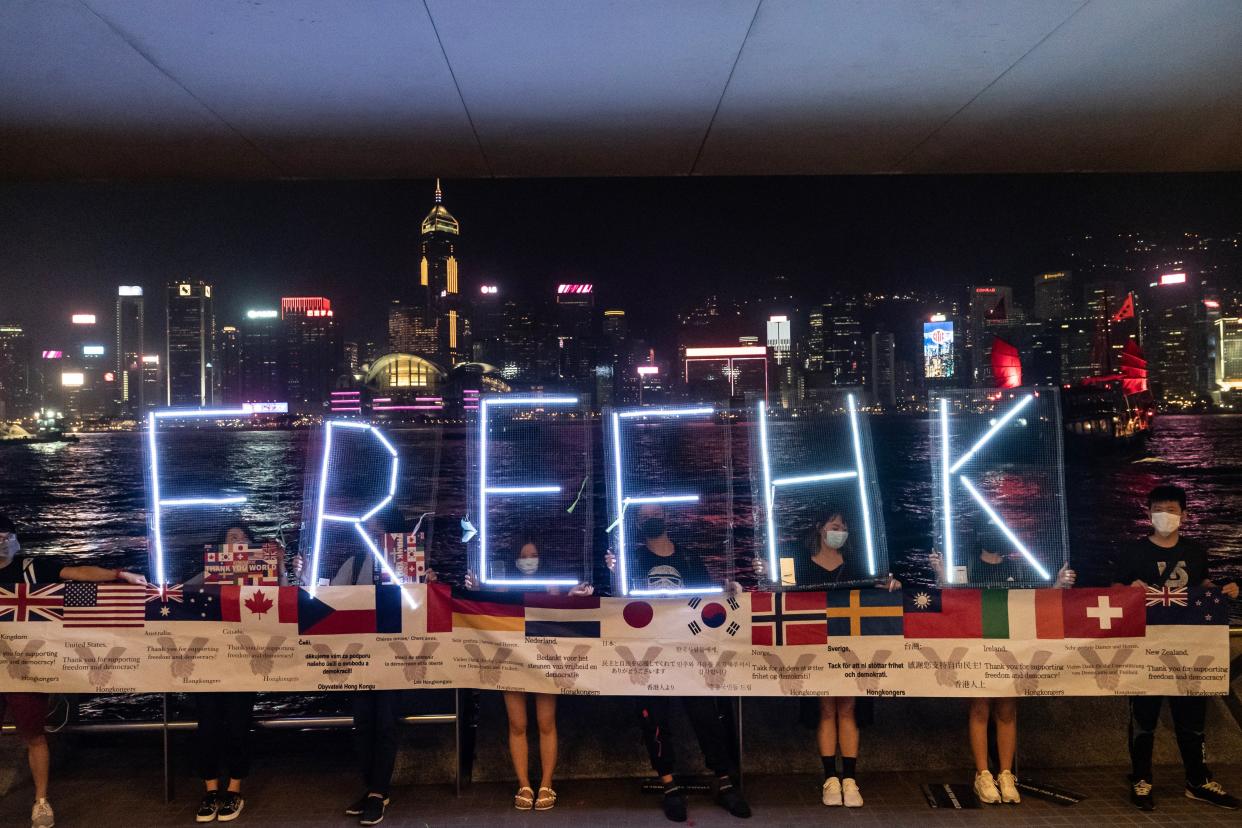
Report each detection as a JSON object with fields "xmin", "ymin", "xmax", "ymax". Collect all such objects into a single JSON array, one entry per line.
[
  {"xmin": 0, "ymin": 583, "xmax": 65, "ymax": 622},
  {"xmin": 1145, "ymin": 587, "xmax": 1188, "ymax": 608}
]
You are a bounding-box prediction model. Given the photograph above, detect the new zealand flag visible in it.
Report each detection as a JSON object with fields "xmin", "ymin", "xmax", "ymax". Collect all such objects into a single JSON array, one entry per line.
[{"xmin": 1146, "ymin": 587, "xmax": 1229, "ymax": 626}]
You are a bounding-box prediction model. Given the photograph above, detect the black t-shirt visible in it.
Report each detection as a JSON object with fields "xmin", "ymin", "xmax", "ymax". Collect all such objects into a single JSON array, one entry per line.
[
  {"xmin": 630, "ymin": 542, "xmax": 711, "ymax": 592},
  {"xmin": 0, "ymin": 554, "xmax": 63, "ymax": 585},
  {"xmin": 1114, "ymin": 536, "xmax": 1210, "ymax": 589},
  {"xmin": 792, "ymin": 552, "xmax": 854, "ymax": 588}
]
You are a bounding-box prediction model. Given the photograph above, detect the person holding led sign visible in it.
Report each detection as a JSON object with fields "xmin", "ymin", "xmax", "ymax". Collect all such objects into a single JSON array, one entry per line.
[
  {"xmin": 753, "ymin": 505, "xmax": 898, "ymax": 809},
  {"xmin": 605, "ymin": 503, "xmax": 751, "ymax": 822},
  {"xmin": 186, "ymin": 522, "xmax": 302, "ymax": 824},
  {"xmin": 465, "ymin": 533, "xmax": 593, "ymax": 812},
  {"xmin": 928, "ymin": 524, "xmax": 1075, "ymax": 807},
  {"xmin": 0, "ymin": 513, "xmax": 147, "ymax": 828},
  {"xmin": 1113, "ymin": 484, "xmax": 1239, "ymax": 812}
]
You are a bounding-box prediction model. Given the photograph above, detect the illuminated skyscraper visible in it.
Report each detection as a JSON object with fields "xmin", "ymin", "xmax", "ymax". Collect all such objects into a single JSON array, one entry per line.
[
  {"xmin": 238, "ymin": 309, "xmax": 282, "ymax": 403},
  {"xmin": 1033, "ymin": 271, "xmax": 1072, "ymax": 321},
  {"xmin": 965, "ymin": 285, "xmax": 1013, "ymax": 386},
  {"xmin": 115, "ymin": 286, "xmax": 144, "ymax": 417},
  {"xmin": 823, "ymin": 298, "xmax": 865, "ymax": 386},
  {"xmin": 1145, "ymin": 270, "xmax": 1212, "ymax": 408},
  {"xmin": 870, "ymin": 331, "xmax": 896, "ymax": 409},
  {"xmin": 555, "ymin": 284, "xmax": 595, "ymax": 384},
  {"xmin": 282, "ymin": 297, "xmax": 340, "ymax": 413},
  {"xmin": 1217, "ymin": 318, "xmax": 1242, "ymax": 396},
  {"xmin": 217, "ymin": 325, "xmax": 242, "ymax": 404},
  {"xmin": 165, "ymin": 280, "xmax": 214, "ymax": 406},
  {"xmin": 0, "ymin": 323, "xmax": 32, "ymax": 419}
]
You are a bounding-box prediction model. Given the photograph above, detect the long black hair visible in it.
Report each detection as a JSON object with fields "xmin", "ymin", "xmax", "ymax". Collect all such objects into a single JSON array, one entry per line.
[{"xmin": 802, "ymin": 503, "xmax": 854, "ymax": 556}]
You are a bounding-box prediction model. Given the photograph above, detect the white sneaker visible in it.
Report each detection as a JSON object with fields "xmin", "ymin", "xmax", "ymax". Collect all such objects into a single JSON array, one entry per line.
[
  {"xmin": 997, "ymin": 770, "xmax": 1021, "ymax": 803},
  {"xmin": 821, "ymin": 776, "xmax": 842, "ymax": 806},
  {"xmin": 842, "ymin": 778, "xmax": 864, "ymax": 807},
  {"xmin": 974, "ymin": 770, "xmax": 1001, "ymax": 804},
  {"xmin": 31, "ymin": 798, "xmax": 54, "ymax": 828}
]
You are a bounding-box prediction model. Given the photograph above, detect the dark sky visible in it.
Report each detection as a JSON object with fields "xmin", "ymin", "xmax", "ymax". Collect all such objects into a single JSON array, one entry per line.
[{"xmin": 1, "ymin": 173, "xmax": 1240, "ymax": 349}]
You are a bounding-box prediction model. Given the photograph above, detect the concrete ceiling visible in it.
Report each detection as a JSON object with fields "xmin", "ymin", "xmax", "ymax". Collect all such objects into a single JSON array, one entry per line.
[{"xmin": 2, "ymin": 0, "xmax": 1241, "ymax": 180}]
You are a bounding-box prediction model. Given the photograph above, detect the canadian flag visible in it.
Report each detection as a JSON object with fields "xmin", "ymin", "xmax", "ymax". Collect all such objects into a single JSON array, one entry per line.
[{"xmin": 221, "ymin": 585, "xmax": 298, "ymax": 630}]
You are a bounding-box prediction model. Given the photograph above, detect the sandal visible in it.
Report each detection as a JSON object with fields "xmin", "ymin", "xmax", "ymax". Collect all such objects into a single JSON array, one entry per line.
[
  {"xmin": 514, "ymin": 786, "xmax": 534, "ymax": 810},
  {"xmin": 535, "ymin": 787, "xmax": 557, "ymax": 810}
]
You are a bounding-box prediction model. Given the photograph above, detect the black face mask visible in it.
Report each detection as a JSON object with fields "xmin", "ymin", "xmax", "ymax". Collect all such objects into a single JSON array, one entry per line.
[{"xmin": 639, "ymin": 517, "xmax": 666, "ymax": 540}]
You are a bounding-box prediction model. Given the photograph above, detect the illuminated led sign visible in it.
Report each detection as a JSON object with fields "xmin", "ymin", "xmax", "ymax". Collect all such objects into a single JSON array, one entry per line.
[
  {"xmin": 479, "ymin": 285, "xmax": 498, "ymax": 295},
  {"xmin": 636, "ymin": 365, "xmax": 660, "ymax": 376},
  {"xmin": 556, "ymin": 284, "xmax": 593, "ymax": 294},
  {"xmin": 246, "ymin": 309, "xmax": 278, "ymax": 319},
  {"xmin": 117, "ymin": 285, "xmax": 143, "ymax": 296},
  {"xmin": 82, "ymin": 345, "xmax": 105, "ymax": 356},
  {"xmin": 42, "ymin": 350, "xmax": 63, "ymax": 359},
  {"xmin": 60, "ymin": 372, "xmax": 85, "ymax": 387},
  {"xmin": 142, "ymin": 354, "xmax": 160, "ymax": 364},
  {"xmin": 241, "ymin": 402, "xmax": 289, "ymax": 414},
  {"xmin": 923, "ymin": 320, "xmax": 955, "ymax": 379},
  {"xmin": 1159, "ymin": 272, "xmax": 1187, "ymax": 285},
  {"xmin": 684, "ymin": 346, "xmax": 767, "ymax": 358},
  {"xmin": 71, "ymin": 314, "xmax": 96, "ymax": 325}
]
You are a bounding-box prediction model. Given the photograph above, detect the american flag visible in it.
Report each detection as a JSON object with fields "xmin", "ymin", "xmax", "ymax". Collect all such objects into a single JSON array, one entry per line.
[
  {"xmin": 0, "ymin": 583, "xmax": 64, "ymax": 622},
  {"xmin": 1145, "ymin": 587, "xmax": 1189, "ymax": 608},
  {"xmin": 63, "ymin": 583, "xmax": 146, "ymax": 628}
]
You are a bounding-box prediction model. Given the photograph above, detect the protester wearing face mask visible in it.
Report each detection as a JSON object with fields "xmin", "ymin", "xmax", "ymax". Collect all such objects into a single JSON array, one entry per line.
[
  {"xmin": 464, "ymin": 536, "xmax": 592, "ymax": 812},
  {"xmin": 0, "ymin": 513, "xmax": 147, "ymax": 828},
  {"xmin": 1112, "ymin": 484, "xmax": 1239, "ymax": 812}
]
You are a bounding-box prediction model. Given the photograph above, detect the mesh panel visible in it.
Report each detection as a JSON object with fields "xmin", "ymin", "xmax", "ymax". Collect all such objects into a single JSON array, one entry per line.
[
  {"xmin": 299, "ymin": 420, "xmax": 442, "ymax": 587},
  {"xmin": 749, "ymin": 397, "xmax": 889, "ymax": 590},
  {"xmin": 466, "ymin": 396, "xmax": 592, "ymax": 588},
  {"xmin": 605, "ymin": 406, "xmax": 734, "ymax": 596},
  {"xmin": 929, "ymin": 386, "xmax": 1069, "ymax": 587}
]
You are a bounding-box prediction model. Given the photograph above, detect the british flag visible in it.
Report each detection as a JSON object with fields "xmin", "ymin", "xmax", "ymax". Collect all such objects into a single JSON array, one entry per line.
[
  {"xmin": 0, "ymin": 583, "xmax": 65, "ymax": 622},
  {"xmin": 1145, "ymin": 587, "xmax": 1189, "ymax": 608}
]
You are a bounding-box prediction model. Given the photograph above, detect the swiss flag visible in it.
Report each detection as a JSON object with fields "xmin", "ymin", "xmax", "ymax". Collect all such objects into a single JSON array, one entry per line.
[
  {"xmin": 1062, "ymin": 587, "xmax": 1145, "ymax": 638},
  {"xmin": 221, "ymin": 585, "xmax": 298, "ymax": 629}
]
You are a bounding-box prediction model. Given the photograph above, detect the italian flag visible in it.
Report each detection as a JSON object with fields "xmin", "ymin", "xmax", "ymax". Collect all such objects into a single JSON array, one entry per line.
[{"xmin": 981, "ymin": 589, "xmax": 1064, "ymax": 639}]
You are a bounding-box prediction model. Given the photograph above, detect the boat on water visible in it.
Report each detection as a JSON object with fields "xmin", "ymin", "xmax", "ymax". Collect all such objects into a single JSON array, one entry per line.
[{"xmin": 0, "ymin": 410, "xmax": 81, "ymax": 445}]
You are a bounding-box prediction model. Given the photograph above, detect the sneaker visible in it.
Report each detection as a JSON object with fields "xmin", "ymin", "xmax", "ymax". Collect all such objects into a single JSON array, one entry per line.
[
  {"xmin": 31, "ymin": 799, "xmax": 54, "ymax": 828},
  {"xmin": 1186, "ymin": 780, "xmax": 1240, "ymax": 810},
  {"xmin": 716, "ymin": 782, "xmax": 751, "ymax": 818},
  {"xmin": 216, "ymin": 793, "xmax": 244, "ymax": 823},
  {"xmin": 1130, "ymin": 779, "xmax": 1155, "ymax": 811},
  {"xmin": 661, "ymin": 785, "xmax": 687, "ymax": 823},
  {"xmin": 997, "ymin": 770, "xmax": 1021, "ymax": 804},
  {"xmin": 359, "ymin": 794, "xmax": 387, "ymax": 826},
  {"xmin": 974, "ymin": 770, "xmax": 1001, "ymax": 805},
  {"xmin": 345, "ymin": 795, "xmax": 389, "ymax": 816},
  {"xmin": 195, "ymin": 792, "xmax": 219, "ymax": 823},
  {"xmin": 821, "ymin": 776, "xmax": 842, "ymax": 806},
  {"xmin": 842, "ymin": 778, "xmax": 863, "ymax": 808}
]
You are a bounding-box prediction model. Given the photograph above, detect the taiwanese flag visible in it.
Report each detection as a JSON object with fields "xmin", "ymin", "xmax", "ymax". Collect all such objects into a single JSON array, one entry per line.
[
  {"xmin": 902, "ymin": 589, "xmax": 982, "ymax": 638},
  {"xmin": 1062, "ymin": 587, "xmax": 1145, "ymax": 638}
]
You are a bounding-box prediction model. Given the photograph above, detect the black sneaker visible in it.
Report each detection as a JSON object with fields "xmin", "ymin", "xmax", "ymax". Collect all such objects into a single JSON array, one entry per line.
[
  {"xmin": 359, "ymin": 794, "xmax": 387, "ymax": 826},
  {"xmin": 216, "ymin": 792, "xmax": 244, "ymax": 822},
  {"xmin": 1186, "ymin": 780, "xmax": 1240, "ymax": 809},
  {"xmin": 717, "ymin": 781, "xmax": 752, "ymax": 819},
  {"xmin": 661, "ymin": 784, "xmax": 687, "ymax": 823},
  {"xmin": 346, "ymin": 795, "xmax": 390, "ymax": 816},
  {"xmin": 1130, "ymin": 779, "xmax": 1154, "ymax": 811},
  {"xmin": 195, "ymin": 792, "xmax": 219, "ymax": 823}
]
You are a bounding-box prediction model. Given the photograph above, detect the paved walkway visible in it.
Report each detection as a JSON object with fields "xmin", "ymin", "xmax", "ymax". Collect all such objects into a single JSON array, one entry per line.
[{"xmin": 1, "ymin": 734, "xmax": 1240, "ymax": 826}]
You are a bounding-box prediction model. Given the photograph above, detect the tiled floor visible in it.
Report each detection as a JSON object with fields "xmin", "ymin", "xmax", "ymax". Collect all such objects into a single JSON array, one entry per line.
[{"xmin": 1, "ymin": 735, "xmax": 1239, "ymax": 826}]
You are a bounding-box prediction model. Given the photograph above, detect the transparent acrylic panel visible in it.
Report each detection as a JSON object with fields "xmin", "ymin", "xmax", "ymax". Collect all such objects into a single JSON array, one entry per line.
[
  {"xmin": 466, "ymin": 395, "xmax": 591, "ymax": 590},
  {"xmin": 749, "ymin": 396, "xmax": 888, "ymax": 590},
  {"xmin": 929, "ymin": 387, "xmax": 1069, "ymax": 587},
  {"xmin": 300, "ymin": 420, "xmax": 442, "ymax": 588},
  {"xmin": 605, "ymin": 405, "xmax": 734, "ymax": 596}
]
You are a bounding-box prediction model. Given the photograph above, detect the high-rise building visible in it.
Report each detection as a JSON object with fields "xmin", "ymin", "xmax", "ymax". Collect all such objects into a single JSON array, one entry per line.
[
  {"xmin": 218, "ymin": 326, "xmax": 243, "ymax": 404},
  {"xmin": 239, "ymin": 309, "xmax": 282, "ymax": 403},
  {"xmin": 598, "ymin": 308, "xmax": 630, "ymax": 407},
  {"xmin": 141, "ymin": 354, "xmax": 162, "ymax": 410},
  {"xmin": 555, "ymin": 284, "xmax": 595, "ymax": 385},
  {"xmin": 166, "ymin": 280, "xmax": 215, "ymax": 406},
  {"xmin": 1217, "ymin": 318, "xmax": 1242, "ymax": 397},
  {"xmin": 1033, "ymin": 271, "xmax": 1072, "ymax": 321},
  {"xmin": 420, "ymin": 179, "xmax": 467, "ymax": 365},
  {"xmin": 281, "ymin": 297, "xmax": 339, "ymax": 412},
  {"xmin": 0, "ymin": 323, "xmax": 32, "ymax": 420},
  {"xmin": 870, "ymin": 331, "xmax": 896, "ymax": 409},
  {"xmin": 965, "ymin": 285, "xmax": 1014, "ymax": 386},
  {"xmin": 823, "ymin": 299, "xmax": 865, "ymax": 386},
  {"xmin": 115, "ymin": 286, "xmax": 144, "ymax": 418},
  {"xmin": 472, "ymin": 284, "xmax": 505, "ymax": 366},
  {"xmin": 1145, "ymin": 270, "xmax": 1212, "ymax": 408}
]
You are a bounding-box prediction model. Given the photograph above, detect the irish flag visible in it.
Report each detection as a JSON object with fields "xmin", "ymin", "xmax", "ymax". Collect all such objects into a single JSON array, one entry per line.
[{"xmin": 981, "ymin": 589, "xmax": 1065, "ymax": 640}]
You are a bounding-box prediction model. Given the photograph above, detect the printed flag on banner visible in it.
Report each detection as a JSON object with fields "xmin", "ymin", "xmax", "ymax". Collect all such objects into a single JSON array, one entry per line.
[
  {"xmin": 62, "ymin": 583, "xmax": 146, "ymax": 629},
  {"xmin": 826, "ymin": 590, "xmax": 903, "ymax": 637},
  {"xmin": 903, "ymin": 589, "xmax": 983, "ymax": 638},
  {"xmin": 221, "ymin": 585, "xmax": 298, "ymax": 630},
  {"xmin": 981, "ymin": 589, "xmax": 1065, "ymax": 640},
  {"xmin": 426, "ymin": 581, "xmax": 453, "ymax": 633},
  {"xmin": 602, "ymin": 595, "xmax": 743, "ymax": 641},
  {"xmin": 451, "ymin": 589, "xmax": 525, "ymax": 633},
  {"xmin": 752, "ymin": 592, "xmax": 827, "ymax": 646},
  {"xmin": 0, "ymin": 583, "xmax": 64, "ymax": 622},
  {"xmin": 146, "ymin": 584, "xmax": 224, "ymax": 622},
  {"xmin": 524, "ymin": 592, "xmax": 602, "ymax": 639},
  {"xmin": 1062, "ymin": 587, "xmax": 1144, "ymax": 638},
  {"xmin": 1147, "ymin": 587, "xmax": 1229, "ymax": 626},
  {"xmin": 298, "ymin": 586, "xmax": 401, "ymax": 635}
]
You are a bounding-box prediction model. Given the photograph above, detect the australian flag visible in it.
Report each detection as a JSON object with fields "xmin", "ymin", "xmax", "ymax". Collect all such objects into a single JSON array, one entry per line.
[
  {"xmin": 1146, "ymin": 587, "xmax": 1229, "ymax": 626},
  {"xmin": 146, "ymin": 583, "xmax": 222, "ymax": 622}
]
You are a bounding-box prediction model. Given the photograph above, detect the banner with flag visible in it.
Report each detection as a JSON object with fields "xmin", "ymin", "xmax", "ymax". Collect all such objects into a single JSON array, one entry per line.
[{"xmin": 0, "ymin": 584, "xmax": 1228, "ymax": 696}]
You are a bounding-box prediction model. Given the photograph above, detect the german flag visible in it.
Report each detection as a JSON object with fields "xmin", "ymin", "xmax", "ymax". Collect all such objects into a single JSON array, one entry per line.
[{"xmin": 451, "ymin": 588, "xmax": 525, "ymax": 632}]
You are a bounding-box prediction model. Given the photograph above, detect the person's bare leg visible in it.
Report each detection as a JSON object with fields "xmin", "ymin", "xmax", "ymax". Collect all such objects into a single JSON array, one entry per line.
[
  {"xmin": 226, "ymin": 778, "xmax": 242, "ymax": 794},
  {"xmin": 993, "ymin": 698, "xmax": 1018, "ymax": 772},
  {"xmin": 503, "ymin": 691, "xmax": 532, "ymax": 790},
  {"xmin": 836, "ymin": 697, "xmax": 859, "ymax": 759},
  {"xmin": 534, "ymin": 693, "xmax": 558, "ymax": 790},
  {"xmin": 969, "ymin": 698, "xmax": 992, "ymax": 773},
  {"xmin": 26, "ymin": 736, "xmax": 49, "ymax": 800},
  {"xmin": 817, "ymin": 697, "xmax": 839, "ymax": 760}
]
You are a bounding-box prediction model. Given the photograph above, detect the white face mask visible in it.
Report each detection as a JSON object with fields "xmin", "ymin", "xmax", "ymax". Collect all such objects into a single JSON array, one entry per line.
[
  {"xmin": 515, "ymin": 557, "xmax": 539, "ymax": 575},
  {"xmin": 823, "ymin": 530, "xmax": 849, "ymax": 550},
  {"xmin": 0, "ymin": 535, "xmax": 18, "ymax": 567},
  {"xmin": 1151, "ymin": 512, "xmax": 1181, "ymax": 535}
]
